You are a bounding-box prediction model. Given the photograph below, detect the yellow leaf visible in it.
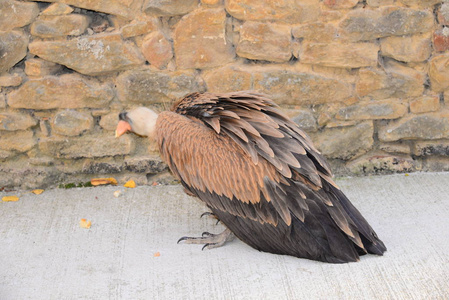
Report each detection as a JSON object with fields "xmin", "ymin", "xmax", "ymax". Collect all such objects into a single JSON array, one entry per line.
[
  {"xmin": 32, "ymin": 189, "xmax": 44, "ymax": 195},
  {"xmin": 79, "ymin": 219, "xmax": 92, "ymax": 229},
  {"xmin": 91, "ymin": 177, "xmax": 118, "ymax": 186},
  {"xmin": 2, "ymin": 196, "xmax": 19, "ymax": 202},
  {"xmin": 124, "ymin": 180, "xmax": 136, "ymax": 188}
]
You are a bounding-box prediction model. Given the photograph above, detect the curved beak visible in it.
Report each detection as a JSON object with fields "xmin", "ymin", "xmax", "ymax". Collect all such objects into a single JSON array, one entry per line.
[{"xmin": 115, "ymin": 120, "xmax": 132, "ymax": 138}]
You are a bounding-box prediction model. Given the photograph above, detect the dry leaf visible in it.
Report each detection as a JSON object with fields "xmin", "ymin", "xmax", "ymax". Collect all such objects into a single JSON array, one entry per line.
[
  {"xmin": 32, "ymin": 189, "xmax": 44, "ymax": 195},
  {"xmin": 80, "ymin": 219, "xmax": 92, "ymax": 229},
  {"xmin": 2, "ymin": 196, "xmax": 19, "ymax": 202},
  {"xmin": 91, "ymin": 177, "xmax": 118, "ymax": 186},
  {"xmin": 124, "ymin": 180, "xmax": 136, "ymax": 188},
  {"xmin": 113, "ymin": 190, "xmax": 123, "ymax": 198},
  {"xmin": 154, "ymin": 252, "xmax": 160, "ymax": 257}
]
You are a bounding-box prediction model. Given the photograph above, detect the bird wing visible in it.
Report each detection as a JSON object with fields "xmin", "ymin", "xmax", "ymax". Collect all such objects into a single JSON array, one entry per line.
[{"xmin": 156, "ymin": 92, "xmax": 383, "ymax": 254}]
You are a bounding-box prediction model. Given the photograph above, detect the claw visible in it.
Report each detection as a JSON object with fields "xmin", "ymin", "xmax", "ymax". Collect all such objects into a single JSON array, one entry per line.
[
  {"xmin": 177, "ymin": 228, "xmax": 235, "ymax": 250},
  {"xmin": 200, "ymin": 212, "xmax": 214, "ymax": 218},
  {"xmin": 177, "ymin": 236, "xmax": 187, "ymax": 244}
]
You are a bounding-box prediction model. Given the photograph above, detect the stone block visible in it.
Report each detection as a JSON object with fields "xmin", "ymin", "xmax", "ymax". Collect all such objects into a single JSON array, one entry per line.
[
  {"xmin": 124, "ymin": 156, "xmax": 167, "ymax": 173},
  {"xmin": 290, "ymin": 110, "xmax": 318, "ymax": 132},
  {"xmin": 410, "ymin": 96, "xmax": 440, "ymax": 114},
  {"xmin": 379, "ymin": 143, "xmax": 411, "ymax": 154},
  {"xmin": 310, "ymin": 121, "xmax": 374, "ymax": 160},
  {"xmin": 300, "ymin": 42, "xmax": 378, "ymax": 68},
  {"xmin": 52, "ymin": 110, "xmax": 94, "ymax": 136},
  {"xmin": 29, "ymin": 34, "xmax": 145, "ymax": 76},
  {"xmin": 41, "ymin": 3, "xmax": 74, "ymax": 16},
  {"xmin": 380, "ymin": 33, "xmax": 432, "ymax": 62},
  {"xmin": 378, "ymin": 112, "xmax": 449, "ymax": 142},
  {"xmin": 0, "ymin": 75, "xmax": 22, "ymax": 87},
  {"xmin": 399, "ymin": 0, "xmax": 442, "ymax": 7},
  {"xmin": 0, "ymin": 31, "xmax": 28, "ymax": 73},
  {"xmin": 252, "ymin": 68, "xmax": 352, "ymax": 105},
  {"xmin": 121, "ymin": 17, "xmax": 160, "ymax": 38},
  {"xmin": 413, "ymin": 140, "xmax": 449, "ymax": 156},
  {"xmin": 347, "ymin": 153, "xmax": 419, "ymax": 175},
  {"xmin": 292, "ymin": 23, "xmax": 337, "ymax": 43},
  {"xmin": 24, "ymin": 59, "xmax": 63, "ymax": 78},
  {"xmin": 8, "ymin": 74, "xmax": 114, "ymax": 110},
  {"xmin": 324, "ymin": 0, "xmax": 359, "ymax": 9},
  {"xmin": 0, "ymin": 0, "xmax": 39, "ymax": 31},
  {"xmin": 144, "ymin": 0, "xmax": 199, "ymax": 16},
  {"xmin": 438, "ymin": 3, "xmax": 449, "ymax": 25},
  {"xmin": 366, "ymin": 0, "xmax": 395, "ymax": 7},
  {"xmin": 356, "ymin": 67, "xmax": 424, "ymax": 99},
  {"xmin": 237, "ymin": 22, "xmax": 292, "ymax": 63},
  {"xmin": 336, "ymin": 99, "xmax": 407, "ymax": 120},
  {"xmin": 0, "ymin": 112, "xmax": 37, "ymax": 131},
  {"xmin": 0, "ymin": 130, "xmax": 36, "ymax": 153},
  {"xmin": 174, "ymin": 8, "xmax": 235, "ymax": 69},
  {"xmin": 31, "ymin": 14, "xmax": 91, "ymax": 38},
  {"xmin": 100, "ymin": 112, "xmax": 120, "ymax": 131},
  {"xmin": 340, "ymin": 7, "xmax": 434, "ymax": 41},
  {"xmin": 225, "ymin": 0, "xmax": 318, "ymax": 23},
  {"xmin": 429, "ymin": 54, "xmax": 449, "ymax": 93},
  {"xmin": 202, "ymin": 65, "xmax": 252, "ymax": 93},
  {"xmin": 39, "ymin": 134, "xmax": 135, "ymax": 159},
  {"xmin": 141, "ymin": 32, "xmax": 173, "ymax": 69},
  {"xmin": 433, "ymin": 28, "xmax": 449, "ymax": 52},
  {"xmin": 82, "ymin": 159, "xmax": 123, "ymax": 174},
  {"xmin": 116, "ymin": 68, "xmax": 202, "ymax": 104}
]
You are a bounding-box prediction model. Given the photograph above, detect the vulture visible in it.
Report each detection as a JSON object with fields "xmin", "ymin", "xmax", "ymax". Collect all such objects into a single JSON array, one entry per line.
[{"xmin": 115, "ymin": 91, "xmax": 386, "ymax": 263}]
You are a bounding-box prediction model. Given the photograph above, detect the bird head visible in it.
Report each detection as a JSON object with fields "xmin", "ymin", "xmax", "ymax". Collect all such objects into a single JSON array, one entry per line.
[{"xmin": 115, "ymin": 107, "xmax": 159, "ymax": 139}]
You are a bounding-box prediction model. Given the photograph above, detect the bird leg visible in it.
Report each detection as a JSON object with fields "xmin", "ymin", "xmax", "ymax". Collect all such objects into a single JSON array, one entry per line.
[{"xmin": 177, "ymin": 228, "xmax": 235, "ymax": 250}]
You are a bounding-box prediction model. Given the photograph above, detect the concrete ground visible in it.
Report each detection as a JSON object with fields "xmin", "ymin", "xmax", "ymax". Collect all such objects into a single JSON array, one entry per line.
[{"xmin": 1, "ymin": 172, "xmax": 448, "ymax": 300}]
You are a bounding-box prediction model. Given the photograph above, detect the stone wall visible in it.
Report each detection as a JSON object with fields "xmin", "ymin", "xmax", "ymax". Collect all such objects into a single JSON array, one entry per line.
[{"xmin": 1, "ymin": 0, "xmax": 449, "ymax": 189}]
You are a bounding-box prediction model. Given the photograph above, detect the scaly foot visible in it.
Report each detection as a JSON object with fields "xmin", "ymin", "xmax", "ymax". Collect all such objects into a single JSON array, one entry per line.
[{"xmin": 177, "ymin": 228, "xmax": 235, "ymax": 250}]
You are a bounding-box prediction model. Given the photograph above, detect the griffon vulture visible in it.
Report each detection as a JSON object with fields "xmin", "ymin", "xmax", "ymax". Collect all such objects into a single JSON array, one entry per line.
[{"xmin": 115, "ymin": 91, "xmax": 386, "ymax": 263}]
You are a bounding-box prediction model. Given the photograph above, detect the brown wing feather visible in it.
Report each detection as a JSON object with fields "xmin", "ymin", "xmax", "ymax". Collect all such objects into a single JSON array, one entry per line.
[{"xmin": 157, "ymin": 91, "xmax": 386, "ymax": 259}]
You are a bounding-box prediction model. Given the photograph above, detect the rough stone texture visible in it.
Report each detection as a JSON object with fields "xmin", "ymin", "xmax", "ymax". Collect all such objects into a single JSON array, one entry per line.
[
  {"xmin": 311, "ymin": 121, "xmax": 373, "ymax": 160},
  {"xmin": 429, "ymin": 54, "xmax": 449, "ymax": 93},
  {"xmin": 340, "ymin": 7, "xmax": 434, "ymax": 41},
  {"xmin": 202, "ymin": 65, "xmax": 252, "ymax": 93},
  {"xmin": 116, "ymin": 68, "xmax": 202, "ymax": 104},
  {"xmin": 174, "ymin": 8, "xmax": 234, "ymax": 69},
  {"xmin": 30, "ymin": 14, "xmax": 91, "ymax": 38},
  {"xmin": 0, "ymin": 75, "xmax": 22, "ymax": 87},
  {"xmin": 366, "ymin": 0, "xmax": 395, "ymax": 6},
  {"xmin": 144, "ymin": 0, "xmax": 198, "ymax": 16},
  {"xmin": 379, "ymin": 143, "xmax": 411, "ymax": 154},
  {"xmin": 290, "ymin": 110, "xmax": 318, "ymax": 132},
  {"xmin": 400, "ymin": 0, "xmax": 442, "ymax": 7},
  {"xmin": 0, "ymin": 31, "xmax": 28, "ymax": 73},
  {"xmin": 347, "ymin": 154, "xmax": 419, "ymax": 175},
  {"xmin": 381, "ymin": 34, "xmax": 432, "ymax": 62},
  {"xmin": 24, "ymin": 58, "xmax": 63, "ymax": 77},
  {"xmin": 123, "ymin": 156, "xmax": 167, "ymax": 173},
  {"xmin": 28, "ymin": 0, "xmax": 144, "ymax": 20},
  {"xmin": 99, "ymin": 112, "xmax": 119, "ymax": 131},
  {"xmin": 8, "ymin": 74, "xmax": 114, "ymax": 110},
  {"xmin": 300, "ymin": 42, "xmax": 378, "ymax": 68},
  {"xmin": 252, "ymin": 68, "xmax": 352, "ymax": 105},
  {"xmin": 0, "ymin": 0, "xmax": 39, "ymax": 31},
  {"xmin": 39, "ymin": 134, "xmax": 135, "ymax": 159},
  {"xmin": 141, "ymin": 32, "xmax": 173, "ymax": 69},
  {"xmin": 29, "ymin": 34, "xmax": 145, "ymax": 76},
  {"xmin": 378, "ymin": 112, "xmax": 449, "ymax": 142},
  {"xmin": 225, "ymin": 0, "xmax": 318, "ymax": 23},
  {"xmin": 41, "ymin": 3, "xmax": 74, "ymax": 15},
  {"xmin": 52, "ymin": 110, "xmax": 94, "ymax": 136},
  {"xmin": 237, "ymin": 22, "xmax": 292, "ymax": 62},
  {"xmin": 0, "ymin": 130, "xmax": 36, "ymax": 153},
  {"xmin": 410, "ymin": 96, "xmax": 440, "ymax": 114},
  {"xmin": 413, "ymin": 140, "xmax": 449, "ymax": 156},
  {"xmin": 336, "ymin": 100, "xmax": 407, "ymax": 120},
  {"xmin": 120, "ymin": 17, "xmax": 160, "ymax": 38},
  {"xmin": 0, "ymin": 112, "xmax": 37, "ymax": 131},
  {"xmin": 324, "ymin": 0, "xmax": 359, "ymax": 9},
  {"xmin": 438, "ymin": 3, "xmax": 449, "ymax": 25},
  {"xmin": 292, "ymin": 23, "xmax": 338, "ymax": 43},
  {"xmin": 356, "ymin": 67, "xmax": 424, "ymax": 100},
  {"xmin": 433, "ymin": 28, "xmax": 449, "ymax": 52}
]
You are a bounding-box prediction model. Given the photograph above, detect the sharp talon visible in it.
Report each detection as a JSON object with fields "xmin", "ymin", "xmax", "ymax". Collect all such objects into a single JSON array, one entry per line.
[
  {"xmin": 177, "ymin": 236, "xmax": 187, "ymax": 244},
  {"xmin": 200, "ymin": 212, "xmax": 212, "ymax": 218},
  {"xmin": 202, "ymin": 243, "xmax": 211, "ymax": 251},
  {"xmin": 216, "ymin": 220, "xmax": 220, "ymax": 225}
]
